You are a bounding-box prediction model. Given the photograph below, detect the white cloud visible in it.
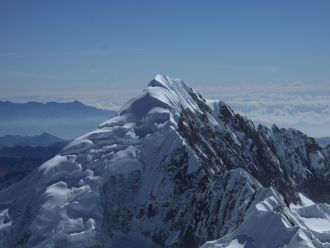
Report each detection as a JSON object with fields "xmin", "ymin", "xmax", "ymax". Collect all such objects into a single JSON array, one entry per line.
[
  {"xmin": 1, "ymin": 80, "xmax": 329, "ymax": 137},
  {"xmin": 196, "ymin": 81, "xmax": 330, "ymax": 137}
]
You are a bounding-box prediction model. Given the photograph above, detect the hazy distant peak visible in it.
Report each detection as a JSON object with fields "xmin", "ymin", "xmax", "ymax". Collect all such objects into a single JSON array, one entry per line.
[
  {"xmin": 0, "ymin": 133, "xmax": 66, "ymax": 148},
  {"xmin": 0, "ymin": 100, "xmax": 115, "ymax": 139}
]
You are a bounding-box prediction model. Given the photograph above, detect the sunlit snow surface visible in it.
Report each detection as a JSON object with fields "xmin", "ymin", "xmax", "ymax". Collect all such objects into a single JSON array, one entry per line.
[
  {"xmin": 203, "ymin": 192, "xmax": 330, "ymax": 248},
  {"xmin": 0, "ymin": 75, "xmax": 329, "ymax": 247},
  {"xmin": 204, "ymin": 238, "xmax": 245, "ymax": 248}
]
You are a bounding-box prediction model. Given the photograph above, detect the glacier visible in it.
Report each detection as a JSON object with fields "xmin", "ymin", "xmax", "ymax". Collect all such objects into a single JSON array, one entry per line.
[{"xmin": 0, "ymin": 75, "xmax": 329, "ymax": 247}]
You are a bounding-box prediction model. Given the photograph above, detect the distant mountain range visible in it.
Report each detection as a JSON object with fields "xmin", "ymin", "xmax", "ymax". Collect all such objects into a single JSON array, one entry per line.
[
  {"xmin": 0, "ymin": 100, "xmax": 111, "ymax": 119},
  {"xmin": 0, "ymin": 132, "xmax": 65, "ymax": 148},
  {"xmin": 0, "ymin": 133, "xmax": 69, "ymax": 190},
  {"xmin": 0, "ymin": 100, "xmax": 115, "ymax": 139},
  {"xmin": 315, "ymin": 136, "xmax": 330, "ymax": 147}
]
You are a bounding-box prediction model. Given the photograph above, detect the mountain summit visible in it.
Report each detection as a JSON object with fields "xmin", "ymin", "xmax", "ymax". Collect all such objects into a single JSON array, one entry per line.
[{"xmin": 0, "ymin": 75, "xmax": 329, "ymax": 248}]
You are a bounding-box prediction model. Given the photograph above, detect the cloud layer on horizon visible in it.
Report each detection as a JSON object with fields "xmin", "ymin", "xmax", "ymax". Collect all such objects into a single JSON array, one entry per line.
[
  {"xmin": 197, "ymin": 81, "xmax": 330, "ymax": 137},
  {"xmin": 1, "ymin": 81, "xmax": 329, "ymax": 137}
]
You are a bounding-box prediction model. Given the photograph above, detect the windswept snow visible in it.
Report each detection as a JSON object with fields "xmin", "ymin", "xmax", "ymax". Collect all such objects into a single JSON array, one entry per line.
[{"xmin": 203, "ymin": 191, "xmax": 330, "ymax": 248}]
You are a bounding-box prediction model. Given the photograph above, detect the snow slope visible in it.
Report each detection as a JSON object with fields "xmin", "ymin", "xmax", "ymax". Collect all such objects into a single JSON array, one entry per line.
[
  {"xmin": 203, "ymin": 191, "xmax": 330, "ymax": 248},
  {"xmin": 0, "ymin": 75, "xmax": 329, "ymax": 247}
]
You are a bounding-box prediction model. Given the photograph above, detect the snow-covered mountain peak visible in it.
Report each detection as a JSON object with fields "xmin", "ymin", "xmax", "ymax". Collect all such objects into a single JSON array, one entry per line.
[
  {"xmin": 0, "ymin": 75, "xmax": 329, "ymax": 248},
  {"xmin": 119, "ymin": 75, "xmax": 206, "ymax": 122},
  {"xmin": 148, "ymin": 74, "xmax": 191, "ymax": 93}
]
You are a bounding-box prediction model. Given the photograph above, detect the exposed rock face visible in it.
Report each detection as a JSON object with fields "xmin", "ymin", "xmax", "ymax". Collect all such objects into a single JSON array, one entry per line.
[
  {"xmin": 0, "ymin": 75, "xmax": 329, "ymax": 248},
  {"xmin": 178, "ymin": 96, "xmax": 330, "ymax": 205}
]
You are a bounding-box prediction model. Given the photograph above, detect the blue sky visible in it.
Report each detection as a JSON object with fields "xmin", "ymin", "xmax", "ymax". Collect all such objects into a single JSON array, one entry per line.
[{"xmin": 0, "ymin": 0, "xmax": 330, "ymax": 136}]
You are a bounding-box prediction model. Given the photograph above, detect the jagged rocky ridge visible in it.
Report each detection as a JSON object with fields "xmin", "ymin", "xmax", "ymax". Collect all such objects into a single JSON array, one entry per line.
[{"xmin": 0, "ymin": 75, "xmax": 329, "ymax": 247}]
